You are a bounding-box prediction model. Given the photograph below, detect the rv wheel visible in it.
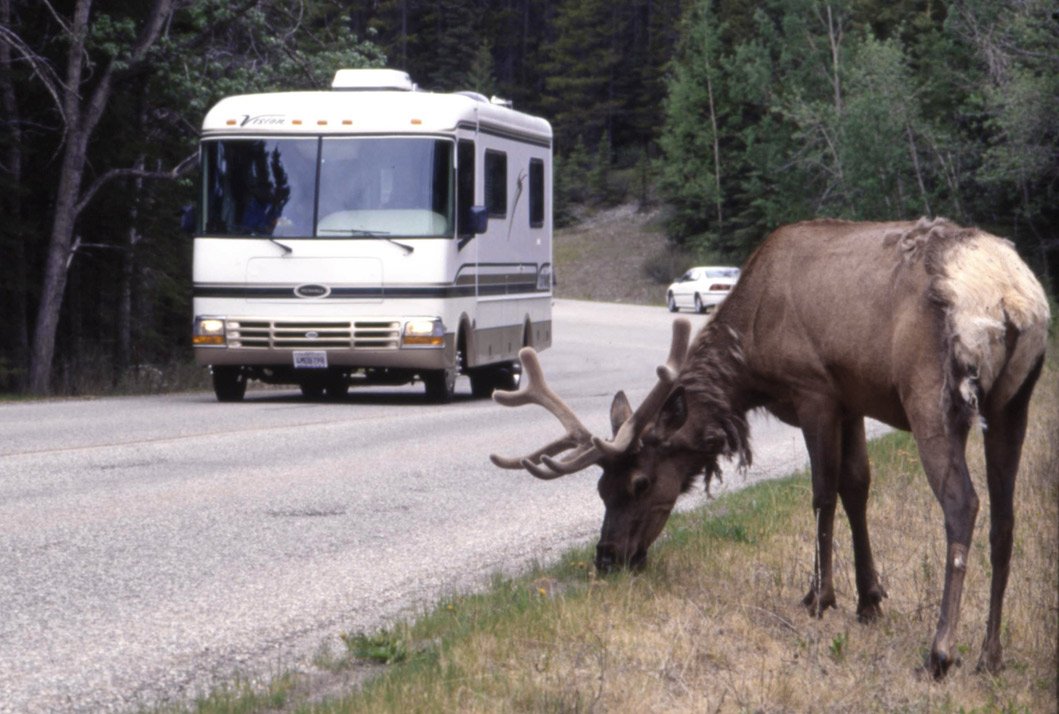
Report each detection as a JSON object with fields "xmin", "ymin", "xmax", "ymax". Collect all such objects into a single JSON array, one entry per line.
[
  {"xmin": 469, "ymin": 363, "xmax": 519, "ymax": 399},
  {"xmin": 424, "ymin": 367, "xmax": 456, "ymax": 403},
  {"xmin": 213, "ymin": 367, "xmax": 247, "ymax": 402}
]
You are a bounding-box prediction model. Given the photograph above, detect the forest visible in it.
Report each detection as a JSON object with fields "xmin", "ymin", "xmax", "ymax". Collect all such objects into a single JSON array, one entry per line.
[{"xmin": 1, "ymin": 0, "xmax": 1056, "ymax": 395}]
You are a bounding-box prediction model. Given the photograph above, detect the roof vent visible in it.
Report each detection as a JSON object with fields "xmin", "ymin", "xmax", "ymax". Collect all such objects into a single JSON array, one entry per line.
[
  {"xmin": 332, "ymin": 69, "xmax": 416, "ymax": 91},
  {"xmin": 489, "ymin": 96, "xmax": 513, "ymax": 109}
]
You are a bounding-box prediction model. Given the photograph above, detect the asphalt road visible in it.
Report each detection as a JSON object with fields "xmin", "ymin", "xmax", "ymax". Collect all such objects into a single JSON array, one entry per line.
[{"xmin": 0, "ymin": 300, "xmax": 882, "ymax": 712}]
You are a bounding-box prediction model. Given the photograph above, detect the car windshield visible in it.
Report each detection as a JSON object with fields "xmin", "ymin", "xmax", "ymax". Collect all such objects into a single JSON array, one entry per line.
[{"xmin": 200, "ymin": 137, "xmax": 454, "ymax": 239}]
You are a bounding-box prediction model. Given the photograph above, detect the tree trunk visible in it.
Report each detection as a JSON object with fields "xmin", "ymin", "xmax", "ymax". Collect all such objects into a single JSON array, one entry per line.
[
  {"xmin": 0, "ymin": 0, "xmax": 28, "ymax": 389},
  {"xmin": 118, "ymin": 166, "xmax": 145, "ymax": 379},
  {"xmin": 705, "ymin": 64, "xmax": 722, "ymax": 232},
  {"xmin": 26, "ymin": 0, "xmax": 175, "ymax": 394},
  {"xmin": 27, "ymin": 0, "xmax": 92, "ymax": 394}
]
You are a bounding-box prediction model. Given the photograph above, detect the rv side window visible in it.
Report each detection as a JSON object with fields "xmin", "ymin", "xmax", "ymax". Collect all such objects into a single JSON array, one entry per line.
[
  {"xmin": 529, "ymin": 159, "xmax": 544, "ymax": 228},
  {"xmin": 457, "ymin": 140, "xmax": 476, "ymax": 237},
  {"xmin": 485, "ymin": 150, "xmax": 507, "ymax": 218}
]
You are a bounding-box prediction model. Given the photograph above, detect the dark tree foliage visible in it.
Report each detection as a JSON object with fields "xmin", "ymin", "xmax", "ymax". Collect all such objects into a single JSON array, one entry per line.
[
  {"xmin": 659, "ymin": 0, "xmax": 1058, "ymax": 285},
  {"xmin": 0, "ymin": 0, "xmax": 383, "ymax": 393},
  {"xmin": 1, "ymin": 0, "xmax": 1054, "ymax": 394}
]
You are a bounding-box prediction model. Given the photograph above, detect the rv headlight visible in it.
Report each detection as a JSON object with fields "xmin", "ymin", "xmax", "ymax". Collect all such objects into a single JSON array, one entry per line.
[
  {"xmin": 402, "ymin": 318, "xmax": 445, "ymax": 348},
  {"xmin": 193, "ymin": 317, "xmax": 227, "ymax": 346}
]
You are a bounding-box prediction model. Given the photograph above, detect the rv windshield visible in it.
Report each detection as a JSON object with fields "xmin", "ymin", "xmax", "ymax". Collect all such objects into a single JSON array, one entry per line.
[{"xmin": 201, "ymin": 137, "xmax": 454, "ymax": 239}]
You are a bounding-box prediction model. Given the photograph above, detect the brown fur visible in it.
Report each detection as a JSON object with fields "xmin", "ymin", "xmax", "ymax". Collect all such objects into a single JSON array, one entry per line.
[{"xmin": 617, "ymin": 218, "xmax": 1049, "ymax": 678}]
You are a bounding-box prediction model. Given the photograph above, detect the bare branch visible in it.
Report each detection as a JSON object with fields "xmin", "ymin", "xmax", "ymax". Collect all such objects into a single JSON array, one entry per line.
[
  {"xmin": 74, "ymin": 151, "xmax": 197, "ymax": 217},
  {"xmin": 37, "ymin": 0, "xmax": 71, "ymax": 34},
  {"xmin": 0, "ymin": 24, "xmax": 69, "ymax": 124}
]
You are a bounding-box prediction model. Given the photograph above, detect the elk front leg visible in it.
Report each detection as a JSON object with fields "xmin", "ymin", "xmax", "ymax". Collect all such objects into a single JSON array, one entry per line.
[
  {"xmin": 838, "ymin": 417, "xmax": 887, "ymax": 622},
  {"xmin": 798, "ymin": 402, "xmax": 842, "ymax": 617}
]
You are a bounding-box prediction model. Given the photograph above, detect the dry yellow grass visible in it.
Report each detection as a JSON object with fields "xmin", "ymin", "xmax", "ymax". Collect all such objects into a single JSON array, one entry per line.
[{"xmin": 305, "ymin": 351, "xmax": 1059, "ymax": 713}]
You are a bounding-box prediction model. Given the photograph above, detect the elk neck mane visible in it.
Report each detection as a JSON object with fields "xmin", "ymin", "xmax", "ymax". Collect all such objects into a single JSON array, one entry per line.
[{"xmin": 675, "ymin": 319, "xmax": 753, "ymax": 490}]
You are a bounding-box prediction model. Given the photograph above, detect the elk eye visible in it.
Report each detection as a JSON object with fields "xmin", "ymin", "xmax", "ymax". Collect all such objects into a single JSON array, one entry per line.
[{"xmin": 631, "ymin": 476, "xmax": 650, "ymax": 497}]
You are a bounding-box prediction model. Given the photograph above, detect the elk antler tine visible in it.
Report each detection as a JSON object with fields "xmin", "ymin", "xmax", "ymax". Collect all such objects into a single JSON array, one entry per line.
[
  {"xmin": 522, "ymin": 459, "xmax": 569, "ymax": 480},
  {"xmin": 492, "ymin": 347, "xmax": 544, "ymax": 407},
  {"xmin": 657, "ymin": 364, "xmax": 678, "ymax": 381},
  {"xmin": 540, "ymin": 442, "xmax": 604, "ymax": 475},
  {"xmin": 490, "ymin": 453, "xmax": 526, "ymax": 469},
  {"xmin": 594, "ymin": 317, "xmax": 691, "ymax": 457},
  {"xmin": 492, "ymin": 347, "xmax": 592, "ymax": 439},
  {"xmin": 668, "ymin": 318, "xmax": 692, "ymax": 369},
  {"xmin": 593, "ymin": 432, "xmax": 629, "ymax": 457},
  {"xmin": 489, "ymin": 435, "xmax": 579, "ymax": 470},
  {"xmin": 490, "ymin": 348, "xmax": 604, "ymax": 478}
]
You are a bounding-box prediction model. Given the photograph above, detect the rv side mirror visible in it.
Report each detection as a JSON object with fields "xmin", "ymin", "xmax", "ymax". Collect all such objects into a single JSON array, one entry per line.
[
  {"xmin": 180, "ymin": 204, "xmax": 197, "ymax": 234},
  {"xmin": 470, "ymin": 205, "xmax": 489, "ymax": 234}
]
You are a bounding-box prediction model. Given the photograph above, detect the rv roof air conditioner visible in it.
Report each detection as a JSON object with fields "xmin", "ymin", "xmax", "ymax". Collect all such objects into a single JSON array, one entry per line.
[{"xmin": 332, "ymin": 69, "xmax": 417, "ymax": 92}]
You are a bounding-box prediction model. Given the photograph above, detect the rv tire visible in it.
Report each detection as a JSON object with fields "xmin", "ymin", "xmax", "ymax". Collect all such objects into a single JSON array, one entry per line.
[
  {"xmin": 213, "ymin": 367, "xmax": 247, "ymax": 402},
  {"xmin": 469, "ymin": 362, "xmax": 519, "ymax": 399},
  {"xmin": 424, "ymin": 367, "xmax": 456, "ymax": 403}
]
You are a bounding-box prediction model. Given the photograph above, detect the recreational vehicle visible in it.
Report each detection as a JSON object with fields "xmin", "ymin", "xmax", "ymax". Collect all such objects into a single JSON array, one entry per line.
[{"xmin": 191, "ymin": 69, "xmax": 553, "ymax": 402}]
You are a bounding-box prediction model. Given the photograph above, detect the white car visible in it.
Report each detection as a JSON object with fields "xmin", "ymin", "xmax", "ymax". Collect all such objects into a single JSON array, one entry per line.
[{"xmin": 666, "ymin": 266, "xmax": 741, "ymax": 313}]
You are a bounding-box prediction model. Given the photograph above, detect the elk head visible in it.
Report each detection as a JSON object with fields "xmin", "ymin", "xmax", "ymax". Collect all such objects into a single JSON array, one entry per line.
[{"xmin": 490, "ymin": 318, "xmax": 709, "ymax": 573}]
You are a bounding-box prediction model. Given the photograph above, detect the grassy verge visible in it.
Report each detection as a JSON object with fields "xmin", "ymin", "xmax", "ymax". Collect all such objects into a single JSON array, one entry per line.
[{"xmin": 190, "ymin": 355, "xmax": 1058, "ymax": 713}]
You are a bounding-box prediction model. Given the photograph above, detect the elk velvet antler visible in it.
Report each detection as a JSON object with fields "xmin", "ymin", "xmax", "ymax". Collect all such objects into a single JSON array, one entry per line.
[{"xmin": 489, "ymin": 317, "xmax": 692, "ymax": 479}]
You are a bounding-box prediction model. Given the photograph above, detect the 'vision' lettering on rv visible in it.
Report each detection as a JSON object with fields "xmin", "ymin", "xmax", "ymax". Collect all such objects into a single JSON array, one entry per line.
[{"xmin": 240, "ymin": 114, "xmax": 285, "ymax": 127}]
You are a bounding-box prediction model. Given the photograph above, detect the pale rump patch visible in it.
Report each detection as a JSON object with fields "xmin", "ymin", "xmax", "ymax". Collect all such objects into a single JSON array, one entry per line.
[{"xmin": 935, "ymin": 226, "xmax": 1050, "ymax": 406}]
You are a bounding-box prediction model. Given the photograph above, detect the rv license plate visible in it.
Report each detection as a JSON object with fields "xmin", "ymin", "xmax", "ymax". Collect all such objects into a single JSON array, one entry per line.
[{"xmin": 293, "ymin": 351, "xmax": 328, "ymax": 369}]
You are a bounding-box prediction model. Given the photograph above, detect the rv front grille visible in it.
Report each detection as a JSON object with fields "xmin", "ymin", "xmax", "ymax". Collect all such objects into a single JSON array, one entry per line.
[{"xmin": 226, "ymin": 319, "xmax": 401, "ymax": 350}]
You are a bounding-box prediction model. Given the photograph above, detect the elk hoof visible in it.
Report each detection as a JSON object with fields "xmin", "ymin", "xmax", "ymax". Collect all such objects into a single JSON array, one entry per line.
[
  {"xmin": 976, "ymin": 645, "xmax": 1004, "ymax": 675},
  {"xmin": 856, "ymin": 586, "xmax": 887, "ymax": 623},
  {"xmin": 802, "ymin": 587, "xmax": 836, "ymax": 617},
  {"xmin": 856, "ymin": 600, "xmax": 883, "ymax": 623},
  {"xmin": 926, "ymin": 648, "xmax": 960, "ymax": 680}
]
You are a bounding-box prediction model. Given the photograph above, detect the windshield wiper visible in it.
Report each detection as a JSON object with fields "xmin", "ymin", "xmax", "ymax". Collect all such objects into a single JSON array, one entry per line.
[
  {"xmin": 318, "ymin": 228, "xmax": 414, "ymax": 255},
  {"xmin": 267, "ymin": 236, "xmax": 293, "ymax": 255}
]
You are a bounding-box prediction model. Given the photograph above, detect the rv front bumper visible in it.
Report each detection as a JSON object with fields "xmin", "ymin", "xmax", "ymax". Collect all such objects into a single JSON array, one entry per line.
[{"xmin": 193, "ymin": 315, "xmax": 454, "ymax": 369}]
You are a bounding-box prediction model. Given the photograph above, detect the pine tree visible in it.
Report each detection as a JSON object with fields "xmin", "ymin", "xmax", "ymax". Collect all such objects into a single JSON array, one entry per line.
[
  {"xmin": 465, "ymin": 40, "xmax": 499, "ymax": 97},
  {"xmin": 540, "ymin": 0, "xmax": 622, "ymax": 151},
  {"xmin": 657, "ymin": 1, "xmax": 727, "ymax": 247}
]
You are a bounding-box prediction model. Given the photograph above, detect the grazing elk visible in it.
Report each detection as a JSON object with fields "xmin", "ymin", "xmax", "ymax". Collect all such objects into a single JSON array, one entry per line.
[{"xmin": 491, "ymin": 218, "xmax": 1050, "ymax": 678}]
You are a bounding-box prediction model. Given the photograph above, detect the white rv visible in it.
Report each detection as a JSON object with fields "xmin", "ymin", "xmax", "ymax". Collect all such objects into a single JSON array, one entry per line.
[{"xmin": 191, "ymin": 69, "xmax": 553, "ymax": 402}]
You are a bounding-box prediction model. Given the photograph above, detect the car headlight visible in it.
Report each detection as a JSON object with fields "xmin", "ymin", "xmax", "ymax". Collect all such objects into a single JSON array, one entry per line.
[
  {"xmin": 402, "ymin": 318, "xmax": 445, "ymax": 348},
  {"xmin": 193, "ymin": 317, "xmax": 226, "ymax": 346}
]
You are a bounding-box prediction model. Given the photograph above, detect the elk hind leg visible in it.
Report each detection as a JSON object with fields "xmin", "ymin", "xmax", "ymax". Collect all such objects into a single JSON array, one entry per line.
[
  {"xmin": 838, "ymin": 417, "xmax": 887, "ymax": 622},
  {"xmin": 912, "ymin": 418, "xmax": 978, "ymax": 679},
  {"xmin": 978, "ymin": 358, "xmax": 1041, "ymax": 674}
]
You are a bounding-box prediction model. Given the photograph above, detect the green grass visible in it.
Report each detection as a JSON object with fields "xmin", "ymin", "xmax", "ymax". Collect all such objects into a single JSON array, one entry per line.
[{"xmin": 173, "ymin": 348, "xmax": 1058, "ymax": 713}]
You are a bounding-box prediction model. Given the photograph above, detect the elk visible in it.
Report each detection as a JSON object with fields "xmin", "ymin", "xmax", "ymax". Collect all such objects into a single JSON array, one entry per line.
[{"xmin": 490, "ymin": 218, "xmax": 1050, "ymax": 678}]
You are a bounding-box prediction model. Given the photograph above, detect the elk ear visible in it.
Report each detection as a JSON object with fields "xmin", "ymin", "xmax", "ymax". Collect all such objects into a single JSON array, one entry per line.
[
  {"xmin": 657, "ymin": 386, "xmax": 688, "ymax": 433},
  {"xmin": 610, "ymin": 390, "xmax": 633, "ymax": 435}
]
